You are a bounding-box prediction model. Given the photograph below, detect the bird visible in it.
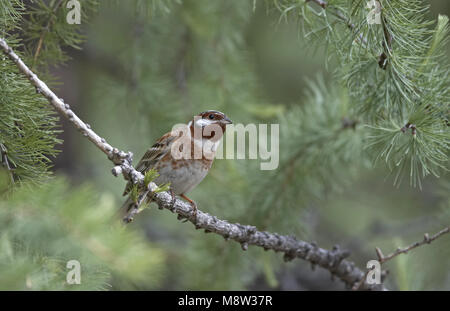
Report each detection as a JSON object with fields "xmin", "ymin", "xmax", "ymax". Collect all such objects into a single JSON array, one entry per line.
[{"xmin": 121, "ymin": 110, "xmax": 232, "ymax": 220}]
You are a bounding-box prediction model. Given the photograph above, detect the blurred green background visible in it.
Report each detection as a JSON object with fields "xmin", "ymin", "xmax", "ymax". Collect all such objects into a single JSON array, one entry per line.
[{"xmin": 1, "ymin": 0, "xmax": 449, "ymax": 290}]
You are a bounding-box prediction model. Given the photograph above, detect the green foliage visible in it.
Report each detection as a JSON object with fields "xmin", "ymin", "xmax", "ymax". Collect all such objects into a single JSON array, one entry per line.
[
  {"xmin": 110, "ymin": 0, "xmax": 182, "ymax": 17},
  {"xmin": 155, "ymin": 182, "xmax": 171, "ymax": 193},
  {"xmin": 0, "ymin": 56, "xmax": 61, "ymax": 183},
  {"xmin": 270, "ymin": 0, "xmax": 450, "ymax": 187},
  {"xmin": 22, "ymin": 0, "xmax": 99, "ymax": 70},
  {"xmin": 74, "ymin": 0, "xmax": 449, "ymax": 290},
  {"xmin": 0, "ymin": 0, "xmax": 98, "ymax": 183},
  {"xmin": 88, "ymin": 0, "xmax": 258, "ymax": 138},
  {"xmin": 246, "ymin": 78, "xmax": 367, "ymax": 233},
  {"xmin": 128, "ymin": 169, "xmax": 170, "ymax": 206},
  {"xmin": 367, "ymin": 103, "xmax": 449, "ymax": 188},
  {"xmin": 145, "ymin": 169, "xmax": 171, "ymax": 192},
  {"xmin": 1, "ymin": 0, "xmax": 449, "ymax": 291},
  {"xmin": 0, "ymin": 0, "xmax": 23, "ymax": 34},
  {"xmin": 437, "ymin": 179, "xmax": 450, "ymax": 224},
  {"xmin": 0, "ymin": 170, "xmax": 166, "ymax": 290},
  {"xmin": 178, "ymin": 236, "xmax": 256, "ymax": 290},
  {"xmin": 144, "ymin": 168, "xmax": 160, "ymax": 187},
  {"xmin": 130, "ymin": 184, "xmax": 139, "ymax": 203}
]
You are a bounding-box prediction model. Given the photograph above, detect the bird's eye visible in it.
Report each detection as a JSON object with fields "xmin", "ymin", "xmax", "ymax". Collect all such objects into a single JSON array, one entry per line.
[{"xmin": 208, "ymin": 114, "xmax": 215, "ymax": 120}]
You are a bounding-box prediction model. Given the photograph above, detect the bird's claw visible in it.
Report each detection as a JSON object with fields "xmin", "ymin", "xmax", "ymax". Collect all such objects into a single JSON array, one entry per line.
[{"xmin": 179, "ymin": 194, "xmax": 198, "ymax": 223}]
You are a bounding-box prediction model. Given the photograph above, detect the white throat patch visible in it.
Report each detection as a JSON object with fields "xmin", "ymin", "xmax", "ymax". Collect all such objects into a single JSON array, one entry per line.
[{"xmin": 194, "ymin": 118, "xmax": 214, "ymax": 128}]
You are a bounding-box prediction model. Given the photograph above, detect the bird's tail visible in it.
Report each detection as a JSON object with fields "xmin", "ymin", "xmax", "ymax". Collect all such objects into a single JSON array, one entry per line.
[
  {"xmin": 120, "ymin": 196, "xmax": 135, "ymax": 212},
  {"xmin": 119, "ymin": 192, "xmax": 152, "ymax": 223},
  {"xmin": 118, "ymin": 196, "xmax": 138, "ymax": 223}
]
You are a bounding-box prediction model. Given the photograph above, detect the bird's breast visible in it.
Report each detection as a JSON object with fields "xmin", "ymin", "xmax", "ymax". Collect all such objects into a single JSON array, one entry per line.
[{"xmin": 154, "ymin": 158, "xmax": 212, "ymax": 195}]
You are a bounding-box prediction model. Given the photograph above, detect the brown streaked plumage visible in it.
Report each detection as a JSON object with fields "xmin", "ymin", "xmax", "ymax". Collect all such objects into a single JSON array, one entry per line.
[{"xmin": 122, "ymin": 110, "xmax": 232, "ymax": 219}]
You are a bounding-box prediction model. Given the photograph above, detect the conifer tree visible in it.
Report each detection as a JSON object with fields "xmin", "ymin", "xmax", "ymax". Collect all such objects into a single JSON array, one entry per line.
[{"xmin": 0, "ymin": 0, "xmax": 449, "ymax": 290}]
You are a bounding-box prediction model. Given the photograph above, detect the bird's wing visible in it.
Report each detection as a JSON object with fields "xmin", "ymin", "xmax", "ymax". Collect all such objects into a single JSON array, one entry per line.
[{"xmin": 122, "ymin": 131, "xmax": 177, "ymax": 196}]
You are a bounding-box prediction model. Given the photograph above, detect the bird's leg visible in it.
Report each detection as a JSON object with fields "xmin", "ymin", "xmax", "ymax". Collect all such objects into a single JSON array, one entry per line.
[{"xmin": 180, "ymin": 193, "xmax": 198, "ymax": 222}]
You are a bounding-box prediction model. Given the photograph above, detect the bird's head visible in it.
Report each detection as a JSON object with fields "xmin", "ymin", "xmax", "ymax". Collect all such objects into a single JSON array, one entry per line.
[
  {"xmin": 188, "ymin": 110, "xmax": 232, "ymax": 141},
  {"xmin": 197, "ymin": 110, "xmax": 232, "ymax": 126}
]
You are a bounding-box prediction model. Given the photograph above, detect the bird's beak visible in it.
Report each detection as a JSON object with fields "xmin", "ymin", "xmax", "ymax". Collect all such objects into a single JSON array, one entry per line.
[{"xmin": 223, "ymin": 116, "xmax": 233, "ymax": 124}]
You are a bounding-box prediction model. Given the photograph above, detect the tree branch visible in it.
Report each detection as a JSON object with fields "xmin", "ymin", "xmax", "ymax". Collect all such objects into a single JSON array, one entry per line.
[
  {"xmin": 305, "ymin": 0, "xmax": 369, "ymax": 46},
  {"xmin": 32, "ymin": 0, "xmax": 64, "ymax": 69},
  {"xmin": 0, "ymin": 143, "xmax": 15, "ymax": 183},
  {"xmin": 0, "ymin": 37, "xmax": 386, "ymax": 291},
  {"xmin": 375, "ymin": 227, "xmax": 450, "ymax": 264},
  {"xmin": 306, "ymin": 0, "xmax": 327, "ymax": 9}
]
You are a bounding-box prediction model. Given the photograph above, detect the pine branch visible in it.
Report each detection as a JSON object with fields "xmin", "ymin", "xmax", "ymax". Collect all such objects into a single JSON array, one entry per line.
[
  {"xmin": 375, "ymin": 227, "xmax": 450, "ymax": 264},
  {"xmin": 290, "ymin": 0, "xmax": 369, "ymax": 46},
  {"xmin": 274, "ymin": 0, "xmax": 450, "ymax": 187},
  {"xmin": 0, "ymin": 143, "xmax": 15, "ymax": 183},
  {"xmin": 306, "ymin": 0, "xmax": 327, "ymax": 9},
  {"xmin": 0, "ymin": 36, "xmax": 387, "ymax": 291},
  {"xmin": 32, "ymin": 0, "xmax": 64, "ymax": 68},
  {"xmin": 0, "ymin": 38, "xmax": 119, "ymax": 161}
]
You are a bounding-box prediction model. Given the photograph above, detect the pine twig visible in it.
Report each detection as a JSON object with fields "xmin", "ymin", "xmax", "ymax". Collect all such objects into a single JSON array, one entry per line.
[
  {"xmin": 379, "ymin": 5, "xmax": 393, "ymax": 70},
  {"xmin": 306, "ymin": 0, "xmax": 327, "ymax": 9},
  {"xmin": 352, "ymin": 265, "xmax": 375, "ymax": 291},
  {"xmin": 306, "ymin": 0, "xmax": 369, "ymax": 47},
  {"xmin": 32, "ymin": 0, "xmax": 64, "ymax": 69},
  {"xmin": 375, "ymin": 227, "xmax": 450, "ymax": 264},
  {"xmin": 0, "ymin": 37, "xmax": 387, "ymax": 291},
  {"xmin": 0, "ymin": 143, "xmax": 15, "ymax": 183}
]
